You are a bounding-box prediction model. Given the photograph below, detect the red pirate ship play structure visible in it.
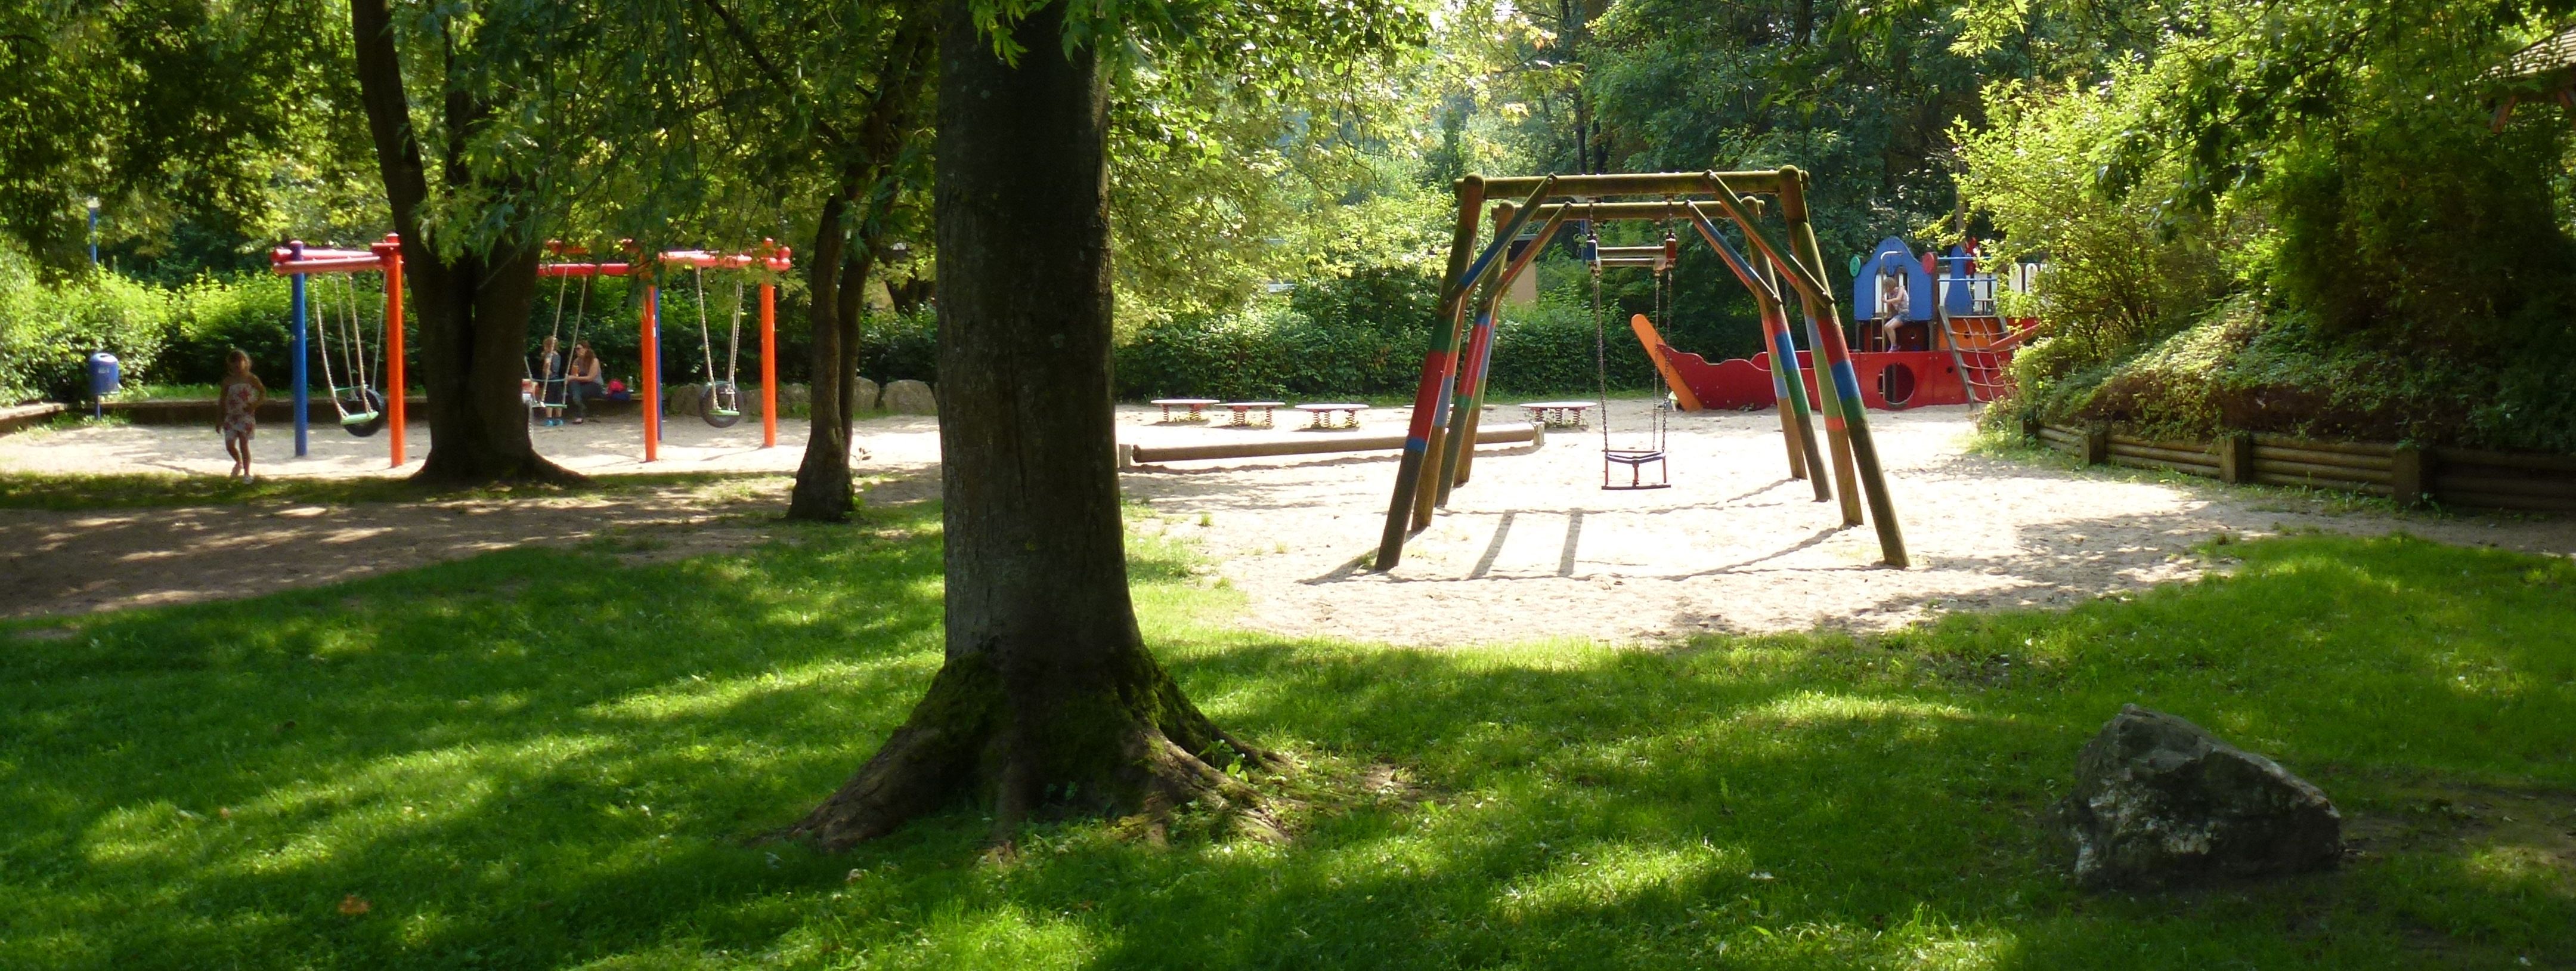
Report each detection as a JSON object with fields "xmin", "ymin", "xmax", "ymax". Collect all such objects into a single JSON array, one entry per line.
[{"xmin": 1635, "ymin": 236, "xmax": 2040, "ymax": 411}]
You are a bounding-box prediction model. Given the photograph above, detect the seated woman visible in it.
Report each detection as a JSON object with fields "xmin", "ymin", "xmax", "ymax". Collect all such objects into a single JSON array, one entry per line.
[{"xmin": 564, "ymin": 341, "xmax": 605, "ymax": 424}]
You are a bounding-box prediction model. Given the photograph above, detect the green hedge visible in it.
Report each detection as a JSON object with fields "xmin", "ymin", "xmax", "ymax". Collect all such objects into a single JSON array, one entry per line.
[
  {"xmin": 1111, "ymin": 281, "xmax": 1665, "ymax": 401},
  {"xmin": 4, "ymin": 256, "xmax": 1704, "ymax": 410},
  {"xmin": 161, "ymin": 273, "xmax": 296, "ymax": 385}
]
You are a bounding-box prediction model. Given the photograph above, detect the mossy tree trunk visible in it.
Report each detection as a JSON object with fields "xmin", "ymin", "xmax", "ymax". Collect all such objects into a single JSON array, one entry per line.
[{"xmin": 784, "ymin": 0, "xmax": 1270, "ymax": 848}]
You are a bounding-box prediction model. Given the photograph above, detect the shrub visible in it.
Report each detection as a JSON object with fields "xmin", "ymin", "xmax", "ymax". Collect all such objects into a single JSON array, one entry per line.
[
  {"xmin": 162, "ymin": 273, "xmax": 295, "ymax": 386},
  {"xmin": 1955, "ymin": 77, "xmax": 2240, "ymax": 387},
  {"xmin": 0, "ymin": 264, "xmax": 171, "ymax": 403},
  {"xmin": 856, "ymin": 306, "xmax": 937, "ymax": 388}
]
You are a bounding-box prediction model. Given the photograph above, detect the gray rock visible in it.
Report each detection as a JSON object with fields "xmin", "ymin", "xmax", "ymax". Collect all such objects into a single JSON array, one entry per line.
[
  {"xmin": 882, "ymin": 379, "xmax": 935, "ymax": 415},
  {"xmin": 665, "ymin": 383, "xmax": 702, "ymax": 416},
  {"xmin": 2051, "ymin": 705, "xmax": 2341, "ymax": 889},
  {"xmin": 852, "ymin": 378, "xmax": 880, "ymax": 412}
]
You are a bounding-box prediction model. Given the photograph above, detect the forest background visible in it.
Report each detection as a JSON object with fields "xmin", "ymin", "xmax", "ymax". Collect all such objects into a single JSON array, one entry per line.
[{"xmin": 4, "ymin": 0, "xmax": 2574, "ymax": 453}]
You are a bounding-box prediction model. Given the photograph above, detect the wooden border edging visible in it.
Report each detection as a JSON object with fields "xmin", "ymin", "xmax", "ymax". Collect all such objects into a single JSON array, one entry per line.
[
  {"xmin": 0, "ymin": 403, "xmax": 67, "ymax": 437},
  {"xmin": 2041, "ymin": 423, "xmax": 2572, "ymax": 512}
]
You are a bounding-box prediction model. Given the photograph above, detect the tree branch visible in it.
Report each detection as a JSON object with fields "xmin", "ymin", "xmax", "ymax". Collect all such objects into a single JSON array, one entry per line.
[
  {"xmin": 691, "ymin": 0, "xmax": 856, "ymax": 146},
  {"xmin": 348, "ymin": 0, "xmax": 432, "ymax": 238}
]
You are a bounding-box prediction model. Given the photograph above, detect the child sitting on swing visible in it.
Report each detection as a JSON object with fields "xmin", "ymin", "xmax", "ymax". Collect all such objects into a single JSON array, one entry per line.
[{"xmin": 218, "ymin": 348, "xmax": 267, "ymax": 481}]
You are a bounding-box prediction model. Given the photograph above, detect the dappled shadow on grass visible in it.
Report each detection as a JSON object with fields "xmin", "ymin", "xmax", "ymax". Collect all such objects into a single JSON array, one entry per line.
[
  {"xmin": 0, "ymin": 469, "xmax": 789, "ymax": 511},
  {"xmin": 2, "ymin": 528, "xmax": 2571, "ymax": 968}
]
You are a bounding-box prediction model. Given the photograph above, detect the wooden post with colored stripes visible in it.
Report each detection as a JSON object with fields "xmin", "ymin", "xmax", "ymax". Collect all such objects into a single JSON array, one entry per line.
[
  {"xmin": 1680, "ymin": 202, "xmax": 1825, "ymax": 499},
  {"xmin": 1758, "ymin": 258, "xmax": 1829, "ymax": 500},
  {"xmin": 1439, "ymin": 203, "xmax": 1571, "ymax": 503},
  {"xmin": 1374, "ymin": 177, "xmax": 1488, "ymax": 570},
  {"xmin": 1776, "ymin": 171, "xmax": 1907, "ymax": 565},
  {"xmin": 1410, "ymin": 178, "xmax": 1555, "ymax": 533}
]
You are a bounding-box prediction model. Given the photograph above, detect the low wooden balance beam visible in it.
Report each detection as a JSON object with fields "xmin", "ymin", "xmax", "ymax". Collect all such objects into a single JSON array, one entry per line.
[{"xmin": 1122, "ymin": 422, "xmax": 1543, "ymax": 467}]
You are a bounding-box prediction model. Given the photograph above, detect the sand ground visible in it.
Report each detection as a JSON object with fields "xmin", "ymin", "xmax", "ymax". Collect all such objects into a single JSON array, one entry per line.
[{"xmin": 4, "ymin": 403, "xmax": 2569, "ymax": 642}]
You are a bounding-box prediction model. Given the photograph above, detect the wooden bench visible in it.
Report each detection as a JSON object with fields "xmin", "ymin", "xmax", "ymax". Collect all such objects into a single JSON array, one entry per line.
[
  {"xmin": 1150, "ymin": 398, "xmax": 1222, "ymax": 422},
  {"xmin": 1295, "ymin": 403, "xmax": 1369, "ymax": 429},
  {"xmin": 1519, "ymin": 400, "xmax": 1596, "ymax": 428},
  {"xmin": 1219, "ymin": 401, "xmax": 1285, "ymax": 428}
]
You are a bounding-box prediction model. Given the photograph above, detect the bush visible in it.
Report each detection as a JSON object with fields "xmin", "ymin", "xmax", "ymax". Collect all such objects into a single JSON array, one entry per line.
[
  {"xmin": 855, "ymin": 306, "xmax": 937, "ymax": 389},
  {"xmin": 1110, "ymin": 282, "xmax": 1663, "ymax": 401},
  {"xmin": 1955, "ymin": 77, "xmax": 2240, "ymax": 386},
  {"xmin": 0, "ymin": 263, "xmax": 171, "ymax": 403},
  {"xmin": 161, "ymin": 273, "xmax": 295, "ymax": 386}
]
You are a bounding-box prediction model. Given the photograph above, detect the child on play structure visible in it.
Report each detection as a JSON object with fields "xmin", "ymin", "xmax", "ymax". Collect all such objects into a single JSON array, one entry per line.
[
  {"xmin": 564, "ymin": 341, "xmax": 603, "ymax": 424},
  {"xmin": 217, "ymin": 348, "xmax": 267, "ymax": 481}
]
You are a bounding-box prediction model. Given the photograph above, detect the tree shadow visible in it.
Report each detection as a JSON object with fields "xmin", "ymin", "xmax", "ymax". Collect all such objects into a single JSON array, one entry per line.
[{"xmin": 4, "ymin": 529, "xmax": 2570, "ymax": 967}]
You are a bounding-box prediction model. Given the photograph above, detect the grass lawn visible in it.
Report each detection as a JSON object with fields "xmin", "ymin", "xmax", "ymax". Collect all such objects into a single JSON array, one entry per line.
[{"xmin": 2, "ymin": 502, "xmax": 2571, "ymax": 969}]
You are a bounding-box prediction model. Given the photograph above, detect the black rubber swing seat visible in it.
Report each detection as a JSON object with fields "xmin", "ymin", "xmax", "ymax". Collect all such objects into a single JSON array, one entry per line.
[
  {"xmin": 700, "ymin": 382, "xmax": 745, "ymax": 428},
  {"xmin": 337, "ymin": 389, "xmax": 388, "ymax": 438}
]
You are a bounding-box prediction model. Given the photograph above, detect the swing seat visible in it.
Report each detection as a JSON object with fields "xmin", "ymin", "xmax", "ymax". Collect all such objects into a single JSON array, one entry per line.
[
  {"xmin": 1602, "ymin": 449, "xmax": 1671, "ymax": 491},
  {"xmin": 699, "ymin": 382, "xmax": 745, "ymax": 429},
  {"xmin": 335, "ymin": 389, "xmax": 389, "ymax": 438}
]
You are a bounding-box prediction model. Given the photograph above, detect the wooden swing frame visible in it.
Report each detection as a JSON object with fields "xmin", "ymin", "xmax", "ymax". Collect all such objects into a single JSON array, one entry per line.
[{"xmin": 1372, "ymin": 168, "xmax": 1909, "ymax": 571}]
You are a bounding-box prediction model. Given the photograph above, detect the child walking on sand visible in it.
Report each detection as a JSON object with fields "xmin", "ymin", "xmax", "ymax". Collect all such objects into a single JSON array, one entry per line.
[{"xmin": 218, "ymin": 348, "xmax": 266, "ymax": 481}]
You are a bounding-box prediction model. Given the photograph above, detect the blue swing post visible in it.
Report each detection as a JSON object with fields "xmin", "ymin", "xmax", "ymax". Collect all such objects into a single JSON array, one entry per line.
[{"xmin": 289, "ymin": 240, "xmax": 309, "ymax": 457}]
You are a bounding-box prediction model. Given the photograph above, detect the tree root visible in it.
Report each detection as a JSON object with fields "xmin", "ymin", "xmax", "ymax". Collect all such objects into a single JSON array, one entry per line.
[{"xmin": 778, "ymin": 654, "xmax": 1281, "ymax": 851}]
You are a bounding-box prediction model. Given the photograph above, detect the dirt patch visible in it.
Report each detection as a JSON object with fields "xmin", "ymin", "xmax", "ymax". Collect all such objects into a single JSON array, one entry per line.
[
  {"xmin": 6, "ymin": 403, "xmax": 2569, "ymax": 642},
  {"xmin": 0, "ymin": 481, "xmax": 794, "ymax": 620}
]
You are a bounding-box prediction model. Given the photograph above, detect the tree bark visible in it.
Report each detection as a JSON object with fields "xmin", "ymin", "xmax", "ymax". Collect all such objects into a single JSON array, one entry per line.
[
  {"xmin": 788, "ymin": 194, "xmax": 855, "ymax": 520},
  {"xmin": 349, "ymin": 0, "xmax": 571, "ymax": 485},
  {"xmin": 783, "ymin": 0, "xmax": 1271, "ymax": 849},
  {"xmin": 785, "ymin": 18, "xmax": 935, "ymax": 522}
]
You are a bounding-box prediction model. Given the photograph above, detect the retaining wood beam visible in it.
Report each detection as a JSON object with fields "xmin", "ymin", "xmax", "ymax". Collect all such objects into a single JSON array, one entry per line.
[{"xmin": 1126, "ymin": 423, "xmax": 1541, "ymax": 466}]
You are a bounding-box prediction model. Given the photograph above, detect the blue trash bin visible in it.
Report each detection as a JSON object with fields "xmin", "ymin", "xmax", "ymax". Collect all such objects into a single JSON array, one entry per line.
[{"xmin": 86, "ymin": 351, "xmax": 120, "ymax": 418}]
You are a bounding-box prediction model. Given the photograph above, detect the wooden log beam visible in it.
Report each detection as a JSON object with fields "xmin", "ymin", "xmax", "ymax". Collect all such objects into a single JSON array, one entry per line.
[
  {"xmin": 1132, "ymin": 423, "xmax": 1539, "ymax": 465},
  {"xmin": 1476, "ymin": 171, "xmax": 1789, "ymax": 199}
]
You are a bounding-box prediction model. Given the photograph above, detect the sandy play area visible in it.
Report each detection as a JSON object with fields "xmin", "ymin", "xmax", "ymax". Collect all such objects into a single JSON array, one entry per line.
[{"xmin": 4, "ymin": 403, "xmax": 2571, "ymax": 644}]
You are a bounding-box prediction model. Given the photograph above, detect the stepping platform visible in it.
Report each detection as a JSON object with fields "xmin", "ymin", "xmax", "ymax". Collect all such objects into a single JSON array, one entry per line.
[
  {"xmin": 1219, "ymin": 401, "xmax": 1286, "ymax": 428},
  {"xmin": 1520, "ymin": 401, "xmax": 1596, "ymax": 428},
  {"xmin": 1151, "ymin": 398, "xmax": 1222, "ymax": 422},
  {"xmin": 1295, "ymin": 403, "xmax": 1370, "ymax": 429}
]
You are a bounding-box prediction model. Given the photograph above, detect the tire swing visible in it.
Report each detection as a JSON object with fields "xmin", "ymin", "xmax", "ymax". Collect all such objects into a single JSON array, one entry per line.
[
  {"xmin": 693, "ymin": 267, "xmax": 745, "ymax": 429},
  {"xmin": 316, "ymin": 273, "xmax": 388, "ymax": 437},
  {"xmin": 1588, "ymin": 208, "xmax": 1673, "ymax": 490}
]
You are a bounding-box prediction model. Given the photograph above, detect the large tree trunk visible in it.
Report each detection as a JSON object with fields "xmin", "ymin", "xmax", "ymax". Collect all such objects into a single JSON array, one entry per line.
[
  {"xmin": 783, "ymin": 0, "xmax": 1271, "ymax": 849},
  {"xmin": 349, "ymin": 0, "xmax": 571, "ymax": 485}
]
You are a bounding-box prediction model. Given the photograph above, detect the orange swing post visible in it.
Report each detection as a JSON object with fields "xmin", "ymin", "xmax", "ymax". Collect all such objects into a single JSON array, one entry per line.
[
  {"xmin": 760, "ymin": 279, "xmax": 778, "ymax": 449},
  {"xmin": 373, "ymin": 234, "xmax": 407, "ymax": 468},
  {"xmin": 642, "ymin": 274, "xmax": 661, "ymax": 463}
]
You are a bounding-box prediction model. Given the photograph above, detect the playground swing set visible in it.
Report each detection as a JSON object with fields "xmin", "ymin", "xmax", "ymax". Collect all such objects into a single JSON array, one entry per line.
[
  {"xmin": 268, "ymin": 237, "xmax": 407, "ymax": 468},
  {"xmin": 535, "ymin": 241, "xmax": 792, "ymax": 461},
  {"xmin": 265, "ymin": 236, "xmax": 791, "ymax": 466},
  {"xmin": 1376, "ymin": 169, "xmax": 1908, "ymax": 571},
  {"xmin": 1578, "ymin": 216, "xmax": 1681, "ymax": 490}
]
